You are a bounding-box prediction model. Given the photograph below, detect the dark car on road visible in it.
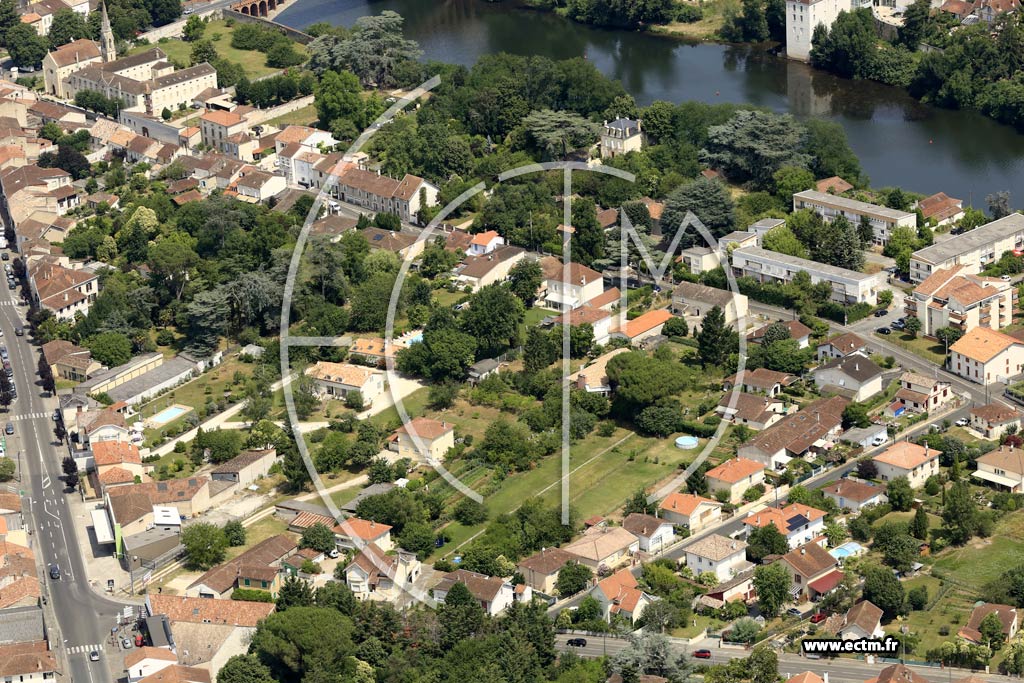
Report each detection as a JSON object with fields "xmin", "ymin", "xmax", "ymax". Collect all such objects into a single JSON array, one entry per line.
[
  {"xmin": 874, "ymin": 309, "xmax": 888, "ymax": 317},
  {"xmin": 567, "ymin": 638, "xmax": 587, "ymax": 647},
  {"xmin": 5, "ymin": 423, "xmax": 12, "ymax": 435},
  {"xmin": 693, "ymin": 649, "xmax": 712, "ymax": 659},
  {"xmin": 48, "ymin": 564, "xmax": 60, "ymax": 579}
]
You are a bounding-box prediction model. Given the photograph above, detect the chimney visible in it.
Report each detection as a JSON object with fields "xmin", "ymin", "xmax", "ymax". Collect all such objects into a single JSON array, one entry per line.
[{"xmin": 800, "ymin": 547, "xmax": 806, "ymax": 555}]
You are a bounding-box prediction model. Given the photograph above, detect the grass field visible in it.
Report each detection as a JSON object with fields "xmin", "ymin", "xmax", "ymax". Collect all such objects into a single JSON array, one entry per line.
[
  {"xmin": 137, "ymin": 19, "xmax": 306, "ymax": 79},
  {"xmin": 652, "ymin": 0, "xmax": 730, "ymax": 40},
  {"xmin": 264, "ymin": 104, "xmax": 319, "ymax": 129},
  {"xmin": 885, "ymin": 580, "xmax": 979, "ymax": 658},
  {"xmin": 875, "ymin": 331, "xmax": 946, "ymax": 366},
  {"xmin": 932, "ymin": 509, "xmax": 1024, "ymax": 589}
]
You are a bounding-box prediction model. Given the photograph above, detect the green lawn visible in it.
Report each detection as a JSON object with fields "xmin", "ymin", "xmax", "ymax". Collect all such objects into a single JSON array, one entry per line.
[
  {"xmin": 670, "ymin": 613, "xmax": 727, "ymax": 639},
  {"xmin": 885, "ymin": 583, "xmax": 979, "ymax": 659},
  {"xmin": 932, "ymin": 509, "xmax": 1024, "ymax": 589},
  {"xmin": 876, "ymin": 331, "xmax": 946, "ymax": 366},
  {"xmin": 264, "ymin": 104, "xmax": 319, "ymax": 129},
  {"xmin": 138, "ymin": 19, "xmax": 306, "ymax": 79},
  {"xmin": 226, "ymin": 515, "xmax": 290, "ymax": 562}
]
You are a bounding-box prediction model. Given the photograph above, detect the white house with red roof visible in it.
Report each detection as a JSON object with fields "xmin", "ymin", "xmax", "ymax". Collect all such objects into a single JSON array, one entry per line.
[
  {"xmin": 306, "ymin": 361, "xmax": 385, "ymax": 407},
  {"xmin": 658, "ymin": 493, "xmax": 723, "ymax": 531},
  {"xmin": 872, "ymin": 442, "xmax": 941, "ymax": 488},
  {"xmin": 614, "ymin": 309, "xmax": 674, "ymax": 346},
  {"xmin": 589, "ymin": 568, "xmax": 656, "ymax": 623},
  {"xmin": 390, "ymin": 418, "xmax": 454, "ymax": 462},
  {"xmin": 704, "ymin": 457, "xmax": 767, "ymax": 504},
  {"xmin": 466, "ymin": 230, "xmax": 504, "ymax": 256},
  {"xmin": 332, "ymin": 516, "xmax": 393, "ymax": 552},
  {"xmin": 540, "ymin": 259, "xmax": 605, "ymax": 311},
  {"xmin": 742, "ymin": 503, "xmax": 826, "ymax": 549}
]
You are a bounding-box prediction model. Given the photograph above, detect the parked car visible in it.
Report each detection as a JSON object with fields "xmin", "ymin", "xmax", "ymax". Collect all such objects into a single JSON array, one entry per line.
[
  {"xmin": 1002, "ymin": 275, "xmax": 1013, "ymax": 282},
  {"xmin": 2, "ymin": 252, "xmax": 9, "ymax": 260},
  {"xmin": 48, "ymin": 564, "xmax": 60, "ymax": 579},
  {"xmin": 14, "ymin": 327, "xmax": 22, "ymax": 336},
  {"xmin": 874, "ymin": 309, "xmax": 888, "ymax": 317},
  {"xmin": 955, "ymin": 417, "xmax": 969, "ymax": 427},
  {"xmin": 52, "ymin": 410, "xmax": 60, "ymax": 421},
  {"xmin": 328, "ymin": 548, "xmax": 339, "ymax": 559},
  {"xmin": 134, "ymin": 634, "xmax": 144, "ymax": 647},
  {"xmin": 5, "ymin": 423, "xmax": 13, "ymax": 435},
  {"xmin": 786, "ymin": 607, "xmax": 803, "ymax": 617},
  {"xmin": 693, "ymin": 649, "xmax": 712, "ymax": 659},
  {"xmin": 872, "ymin": 435, "xmax": 887, "ymax": 446},
  {"xmin": 892, "ymin": 319, "xmax": 907, "ymax": 330},
  {"xmin": 121, "ymin": 638, "xmax": 132, "ymax": 650},
  {"xmin": 810, "ymin": 612, "xmax": 828, "ymax": 624},
  {"xmin": 876, "ymin": 327, "xmax": 892, "ymax": 335},
  {"xmin": 89, "ymin": 651, "xmax": 100, "ymax": 662},
  {"xmin": 567, "ymin": 638, "xmax": 587, "ymax": 648}
]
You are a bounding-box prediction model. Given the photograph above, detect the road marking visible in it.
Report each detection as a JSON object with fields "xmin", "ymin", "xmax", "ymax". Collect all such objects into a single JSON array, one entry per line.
[
  {"xmin": 9, "ymin": 411, "xmax": 49, "ymax": 421},
  {"xmin": 67, "ymin": 644, "xmax": 103, "ymax": 654},
  {"xmin": 41, "ymin": 476, "xmax": 49, "ymax": 489}
]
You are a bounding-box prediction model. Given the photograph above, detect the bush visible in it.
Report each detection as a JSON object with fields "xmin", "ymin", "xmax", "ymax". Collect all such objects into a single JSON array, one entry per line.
[
  {"xmin": 156, "ymin": 329, "xmax": 175, "ymax": 346},
  {"xmin": 453, "ymin": 498, "xmax": 488, "ymax": 525},
  {"xmin": 231, "ymin": 588, "xmax": 273, "ymax": 602},
  {"xmin": 676, "ymin": 3, "xmax": 703, "ymax": 22}
]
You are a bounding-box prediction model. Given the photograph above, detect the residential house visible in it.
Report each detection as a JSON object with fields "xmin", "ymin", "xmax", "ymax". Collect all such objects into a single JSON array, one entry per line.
[
  {"xmin": 812, "ymin": 353, "xmax": 885, "ymax": 402},
  {"xmin": 821, "ymin": 479, "xmax": 888, "ymax": 513},
  {"xmin": 600, "ymin": 118, "xmax": 643, "ymax": 158},
  {"xmin": 126, "ymin": 647, "xmax": 178, "ymax": 682},
  {"xmin": 466, "ymin": 230, "xmax": 504, "ymax": 256},
  {"xmin": 344, "ymin": 543, "xmax": 420, "ymax": 600},
  {"xmin": 731, "ymin": 246, "xmax": 882, "ymax": 305},
  {"xmin": 891, "ymin": 372, "xmax": 954, "ymax": 416},
  {"xmin": 553, "ymin": 305, "xmax": 614, "ymax": 346},
  {"xmin": 723, "ymin": 368, "xmax": 797, "ymax": 398},
  {"xmin": 0, "ymin": 540, "xmax": 40, "ymax": 610},
  {"xmin": 906, "ymin": 266, "xmax": 1015, "ymax": 337},
  {"xmin": 671, "ymin": 281, "xmax": 748, "ymax": 329},
  {"xmin": 561, "ymin": 526, "xmax": 639, "ymax": 571},
  {"xmin": 0, "ymin": 641, "xmax": 57, "ymax": 683},
  {"xmin": 683, "ymin": 534, "xmax": 751, "ymax": 582},
  {"xmin": 41, "ymin": 339, "xmax": 101, "ymax": 382},
  {"xmin": 516, "ymin": 548, "xmax": 582, "ymax": 594},
  {"xmin": 362, "ymin": 228, "xmax": 424, "ymax": 261},
  {"xmin": 742, "ymin": 503, "xmax": 827, "ymax": 549},
  {"xmin": 199, "ymin": 109, "xmax": 248, "ymax": 154},
  {"xmin": 138, "ymin": 666, "xmax": 210, "ymax": 683},
  {"xmin": 778, "ymin": 543, "xmax": 843, "ymax": 601},
  {"xmin": 948, "ymin": 326, "xmax": 1024, "ymax": 385},
  {"xmin": 453, "ymin": 245, "xmax": 528, "ymax": 292},
  {"xmin": 390, "ymin": 418, "xmax": 455, "ymax": 463},
  {"xmin": 747, "ymin": 320, "xmax": 812, "ymax": 348},
  {"xmin": 333, "ymin": 517, "xmax": 393, "ymax": 552},
  {"xmin": 658, "ymin": 493, "xmax": 723, "ymax": 532},
  {"xmin": 786, "ymin": 0, "xmax": 844, "ymax": 61},
  {"xmin": 703, "ymin": 569, "xmax": 757, "ymax": 604},
  {"xmin": 615, "ymin": 309, "xmax": 674, "ymax": 346},
  {"xmin": 541, "ymin": 260, "xmax": 605, "ymax": 311},
  {"xmin": 716, "ymin": 392, "xmax": 792, "ymax": 431},
  {"xmin": 917, "ymin": 192, "xmax": 964, "ymax": 226},
  {"xmin": 969, "ymin": 404, "xmax": 1022, "ymax": 441},
  {"xmin": 676, "ymin": 246, "xmax": 721, "ymax": 276},
  {"xmin": 433, "ymin": 569, "xmax": 514, "ymax": 616},
  {"xmin": 793, "ymin": 190, "xmax": 916, "ymax": 247},
  {"xmin": 974, "ymin": 0, "xmax": 1021, "ymax": 23},
  {"xmin": 28, "ymin": 261, "xmax": 98, "ymax": 320},
  {"xmin": 186, "ymin": 534, "xmax": 296, "ymax": 599},
  {"xmin": 209, "ymin": 449, "xmax": 278, "ymax": 487},
  {"xmin": 817, "ymin": 332, "xmax": 868, "ymax": 361},
  {"xmin": 909, "ymin": 213, "xmax": 1024, "ymax": 284},
  {"xmin": 145, "ymin": 594, "xmax": 274, "ymax": 675},
  {"xmin": 93, "ymin": 440, "xmax": 144, "ymax": 490},
  {"xmin": 467, "ymin": 358, "xmax": 500, "ymax": 385},
  {"xmin": 622, "ymin": 513, "xmax": 676, "ymax": 553},
  {"xmin": 312, "ymin": 160, "xmax": 439, "ymax": 224},
  {"xmin": 873, "ymin": 442, "xmax": 941, "ymax": 488},
  {"xmin": 568, "ymin": 348, "xmax": 630, "ymax": 396},
  {"xmin": 347, "ymin": 337, "xmax": 395, "ymax": 367},
  {"xmin": 589, "ymin": 569, "xmax": 656, "ymax": 624},
  {"xmin": 959, "ymin": 603, "xmax": 1018, "ymax": 643},
  {"xmin": 703, "ymin": 458, "xmax": 767, "ymax": 504},
  {"xmin": 737, "ymin": 396, "xmax": 849, "ymax": 470},
  {"xmin": 75, "ymin": 407, "xmax": 129, "ymax": 448},
  {"xmin": 866, "ymin": 665, "xmax": 931, "ymax": 683},
  {"xmin": 234, "ymin": 167, "xmax": 286, "ymax": 203},
  {"xmin": 817, "ymin": 176, "xmax": 854, "ymax": 194},
  {"xmin": 306, "ymin": 361, "xmax": 385, "ymax": 407},
  {"xmin": 839, "ymin": 600, "xmax": 885, "ymax": 640},
  {"xmin": 973, "ymin": 445, "xmax": 1024, "ymax": 492}
]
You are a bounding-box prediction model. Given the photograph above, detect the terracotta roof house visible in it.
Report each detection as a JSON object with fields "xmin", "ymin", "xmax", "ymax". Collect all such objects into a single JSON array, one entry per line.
[
  {"xmin": 333, "ymin": 517, "xmax": 393, "ymax": 551},
  {"xmin": 453, "ymin": 244, "xmax": 529, "ymax": 292},
  {"xmin": 907, "ymin": 265, "xmax": 1015, "ymax": 337},
  {"xmin": 433, "ymin": 569, "xmax": 514, "ymax": 616},
  {"xmin": 873, "ymin": 442, "xmax": 940, "ymax": 488},
  {"xmin": 917, "ymin": 192, "xmax": 964, "ymax": 226},
  {"xmin": 959, "ymin": 603, "xmax": 1018, "ymax": 643},
  {"xmin": 778, "ymin": 543, "xmax": 842, "ymax": 601},
  {"xmin": 742, "ymin": 503, "xmax": 827, "ymax": 549},
  {"xmin": 657, "ymin": 493, "xmax": 722, "ymax": 532},
  {"xmin": 786, "ymin": 674, "xmax": 824, "ymax": 683},
  {"xmin": 391, "ymin": 417, "xmax": 455, "ymax": 463},
  {"xmin": 567, "ymin": 348, "xmax": 630, "ymax": 397},
  {"xmin": 343, "ymin": 543, "xmax": 420, "ymax": 599},
  {"xmin": 949, "ymin": 326, "xmax": 1024, "ymax": 386},
  {"xmin": 969, "ymin": 403, "xmax": 1022, "ymax": 441},
  {"xmin": 561, "ymin": 526, "xmax": 639, "ymax": 571},
  {"xmin": 186, "ymin": 534, "xmax": 297, "ymax": 599},
  {"xmin": 867, "ymin": 664, "xmax": 931, "ymax": 683},
  {"xmin": 590, "ymin": 568, "xmax": 656, "ymax": 623},
  {"xmin": 138, "ymin": 665, "xmax": 211, "ymax": 683},
  {"xmin": 615, "ymin": 309, "xmax": 674, "ymax": 346},
  {"xmin": 0, "ymin": 641, "xmax": 57, "ymax": 683},
  {"xmin": 621, "ymin": 513, "xmax": 675, "ymax": 553},
  {"xmin": 704, "ymin": 458, "xmax": 767, "ymax": 504},
  {"xmin": 716, "ymin": 392, "xmax": 792, "ymax": 431},
  {"xmin": 816, "ymin": 176, "xmax": 853, "ymax": 194},
  {"xmin": 723, "ymin": 368, "xmax": 797, "ymax": 398},
  {"xmin": 973, "ymin": 445, "xmax": 1024, "ymax": 492},
  {"xmin": 516, "ymin": 547, "xmax": 583, "ymax": 594},
  {"xmin": 817, "ymin": 332, "xmax": 868, "ymax": 361},
  {"xmin": 821, "ymin": 479, "xmax": 888, "ymax": 512},
  {"xmin": 840, "ymin": 600, "xmax": 884, "ymax": 640},
  {"xmin": 125, "ymin": 646, "xmax": 178, "ymax": 683},
  {"xmin": 306, "ymin": 361, "xmax": 385, "ymax": 408},
  {"xmin": 738, "ymin": 396, "xmax": 849, "ymax": 470},
  {"xmin": 41, "ymin": 339, "xmax": 101, "ymax": 382},
  {"xmin": 747, "ymin": 320, "xmax": 813, "ymax": 349},
  {"xmin": 146, "ymin": 594, "xmax": 274, "ymax": 628}
]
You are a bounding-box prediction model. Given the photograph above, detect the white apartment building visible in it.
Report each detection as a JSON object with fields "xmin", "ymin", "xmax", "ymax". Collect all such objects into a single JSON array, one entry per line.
[
  {"xmin": 910, "ymin": 213, "xmax": 1024, "ymax": 284},
  {"xmin": 786, "ymin": 0, "xmax": 844, "ymax": 61},
  {"xmin": 948, "ymin": 326, "xmax": 1024, "ymax": 385},
  {"xmin": 793, "ymin": 190, "xmax": 917, "ymax": 246},
  {"xmin": 731, "ymin": 246, "xmax": 882, "ymax": 305},
  {"xmin": 906, "ymin": 265, "xmax": 1016, "ymax": 337}
]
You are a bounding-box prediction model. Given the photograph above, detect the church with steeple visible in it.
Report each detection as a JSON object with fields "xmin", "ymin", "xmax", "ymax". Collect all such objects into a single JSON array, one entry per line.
[{"xmin": 41, "ymin": 4, "xmax": 217, "ymax": 117}]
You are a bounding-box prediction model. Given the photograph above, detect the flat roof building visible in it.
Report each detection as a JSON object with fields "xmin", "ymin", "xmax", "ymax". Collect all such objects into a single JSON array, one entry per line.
[
  {"xmin": 909, "ymin": 213, "xmax": 1024, "ymax": 283},
  {"xmin": 793, "ymin": 190, "xmax": 916, "ymax": 246},
  {"xmin": 730, "ymin": 246, "xmax": 882, "ymax": 305}
]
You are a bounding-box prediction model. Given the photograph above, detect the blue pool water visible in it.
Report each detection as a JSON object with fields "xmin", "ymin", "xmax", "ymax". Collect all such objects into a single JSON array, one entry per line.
[
  {"xmin": 151, "ymin": 405, "xmax": 189, "ymax": 424},
  {"xmin": 675, "ymin": 436, "xmax": 699, "ymax": 449},
  {"xmin": 830, "ymin": 541, "xmax": 865, "ymax": 559},
  {"xmin": 408, "ymin": 333, "xmax": 424, "ymax": 344}
]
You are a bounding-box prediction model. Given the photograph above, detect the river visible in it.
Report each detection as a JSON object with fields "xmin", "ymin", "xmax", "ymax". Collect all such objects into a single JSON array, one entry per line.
[{"xmin": 275, "ymin": 0, "xmax": 1024, "ymax": 201}]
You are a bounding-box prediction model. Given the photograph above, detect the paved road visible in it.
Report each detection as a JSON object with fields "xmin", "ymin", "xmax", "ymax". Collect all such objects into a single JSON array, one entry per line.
[
  {"xmin": 3, "ymin": 275, "xmax": 129, "ymax": 682},
  {"xmin": 554, "ymin": 636, "xmax": 1011, "ymax": 683}
]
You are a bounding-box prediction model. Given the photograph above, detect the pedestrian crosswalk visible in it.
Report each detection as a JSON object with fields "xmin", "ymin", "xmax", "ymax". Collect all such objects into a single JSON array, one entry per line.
[
  {"xmin": 10, "ymin": 412, "xmax": 49, "ymax": 421},
  {"xmin": 67, "ymin": 644, "xmax": 103, "ymax": 655}
]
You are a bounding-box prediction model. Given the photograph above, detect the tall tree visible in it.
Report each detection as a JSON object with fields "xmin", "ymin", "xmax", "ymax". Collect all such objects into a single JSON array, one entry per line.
[
  {"xmin": 699, "ymin": 109, "xmax": 811, "ymax": 190},
  {"xmin": 310, "ymin": 10, "xmax": 422, "ymax": 87},
  {"xmin": 863, "ymin": 565, "xmax": 906, "ymax": 619},
  {"xmin": 753, "ymin": 562, "xmax": 790, "ymax": 617},
  {"xmin": 943, "ymin": 480, "xmax": 980, "ymax": 545},
  {"xmin": 696, "ymin": 305, "xmax": 736, "ymax": 367},
  {"xmin": 661, "ymin": 176, "xmax": 737, "ymax": 247},
  {"xmin": 569, "ymin": 197, "xmax": 605, "ymax": 266},
  {"xmin": 438, "ymin": 581, "xmax": 485, "ymax": 650}
]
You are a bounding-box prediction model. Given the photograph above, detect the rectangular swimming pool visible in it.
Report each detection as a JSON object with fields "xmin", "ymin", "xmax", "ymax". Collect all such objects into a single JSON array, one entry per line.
[{"xmin": 150, "ymin": 405, "xmax": 190, "ymax": 426}]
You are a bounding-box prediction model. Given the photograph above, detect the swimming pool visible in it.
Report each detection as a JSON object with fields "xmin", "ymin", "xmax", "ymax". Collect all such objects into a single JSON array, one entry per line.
[
  {"xmin": 149, "ymin": 404, "xmax": 192, "ymax": 427},
  {"xmin": 829, "ymin": 541, "xmax": 865, "ymax": 560},
  {"xmin": 408, "ymin": 333, "xmax": 423, "ymax": 344},
  {"xmin": 675, "ymin": 435, "xmax": 699, "ymax": 449}
]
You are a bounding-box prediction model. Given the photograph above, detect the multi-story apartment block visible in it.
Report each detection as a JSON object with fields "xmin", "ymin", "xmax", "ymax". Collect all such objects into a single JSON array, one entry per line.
[
  {"xmin": 730, "ymin": 246, "xmax": 882, "ymax": 305},
  {"xmin": 910, "ymin": 213, "xmax": 1024, "ymax": 284},
  {"xmin": 793, "ymin": 190, "xmax": 916, "ymax": 246}
]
